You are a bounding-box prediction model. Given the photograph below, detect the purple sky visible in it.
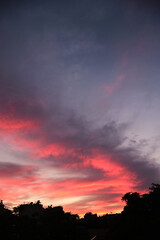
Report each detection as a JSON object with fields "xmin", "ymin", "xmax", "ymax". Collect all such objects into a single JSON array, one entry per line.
[{"xmin": 0, "ymin": 0, "xmax": 160, "ymax": 215}]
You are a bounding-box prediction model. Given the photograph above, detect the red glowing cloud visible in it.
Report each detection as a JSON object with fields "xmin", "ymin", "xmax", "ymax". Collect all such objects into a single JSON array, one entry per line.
[{"xmin": 0, "ymin": 78, "xmax": 158, "ymax": 215}]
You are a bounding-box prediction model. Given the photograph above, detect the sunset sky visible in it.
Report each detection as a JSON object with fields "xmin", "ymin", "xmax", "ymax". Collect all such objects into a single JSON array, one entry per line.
[{"xmin": 0, "ymin": 0, "xmax": 160, "ymax": 215}]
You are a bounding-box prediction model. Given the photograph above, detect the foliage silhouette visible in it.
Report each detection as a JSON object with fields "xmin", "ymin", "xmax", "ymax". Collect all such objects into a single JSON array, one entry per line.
[{"xmin": 0, "ymin": 183, "xmax": 160, "ymax": 239}]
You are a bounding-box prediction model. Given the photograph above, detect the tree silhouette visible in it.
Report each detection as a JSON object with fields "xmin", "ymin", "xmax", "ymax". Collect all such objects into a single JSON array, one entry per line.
[
  {"xmin": 0, "ymin": 183, "xmax": 160, "ymax": 239},
  {"xmin": 13, "ymin": 200, "xmax": 43, "ymax": 217}
]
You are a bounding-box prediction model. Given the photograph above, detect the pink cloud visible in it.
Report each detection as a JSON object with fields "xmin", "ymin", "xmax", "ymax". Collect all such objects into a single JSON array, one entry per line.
[
  {"xmin": 0, "ymin": 80, "xmax": 157, "ymax": 215},
  {"xmin": 105, "ymin": 73, "xmax": 126, "ymax": 95}
]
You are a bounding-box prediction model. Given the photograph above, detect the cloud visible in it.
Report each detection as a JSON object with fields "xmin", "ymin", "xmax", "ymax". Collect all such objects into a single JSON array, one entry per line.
[
  {"xmin": 0, "ymin": 70, "xmax": 159, "ymax": 213},
  {"xmin": 105, "ymin": 73, "xmax": 126, "ymax": 95},
  {"xmin": 0, "ymin": 162, "xmax": 37, "ymax": 178},
  {"xmin": 0, "ymin": 0, "xmax": 159, "ymax": 214}
]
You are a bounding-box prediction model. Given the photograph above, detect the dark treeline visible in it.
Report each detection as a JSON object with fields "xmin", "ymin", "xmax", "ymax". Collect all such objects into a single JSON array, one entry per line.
[{"xmin": 0, "ymin": 183, "xmax": 160, "ymax": 240}]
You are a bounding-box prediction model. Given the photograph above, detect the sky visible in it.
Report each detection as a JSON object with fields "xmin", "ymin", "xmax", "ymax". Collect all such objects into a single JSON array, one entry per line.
[{"xmin": 0, "ymin": 0, "xmax": 160, "ymax": 215}]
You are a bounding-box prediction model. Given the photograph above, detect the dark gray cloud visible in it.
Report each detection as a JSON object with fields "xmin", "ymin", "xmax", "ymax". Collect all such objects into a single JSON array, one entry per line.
[
  {"xmin": 38, "ymin": 118, "xmax": 160, "ymax": 189},
  {"xmin": 0, "ymin": 162, "xmax": 37, "ymax": 178}
]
